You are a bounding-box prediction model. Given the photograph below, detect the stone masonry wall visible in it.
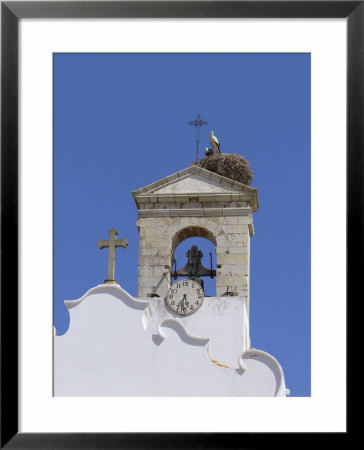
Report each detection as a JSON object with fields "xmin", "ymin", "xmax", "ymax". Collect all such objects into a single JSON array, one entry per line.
[
  {"xmin": 215, "ymin": 216, "xmax": 250, "ymax": 301},
  {"xmin": 136, "ymin": 212, "xmax": 252, "ymax": 306},
  {"xmin": 136, "ymin": 217, "xmax": 173, "ymax": 298}
]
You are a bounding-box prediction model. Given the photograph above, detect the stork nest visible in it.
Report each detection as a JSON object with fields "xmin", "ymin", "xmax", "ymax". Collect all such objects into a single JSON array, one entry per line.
[{"xmin": 195, "ymin": 153, "xmax": 253, "ymax": 186}]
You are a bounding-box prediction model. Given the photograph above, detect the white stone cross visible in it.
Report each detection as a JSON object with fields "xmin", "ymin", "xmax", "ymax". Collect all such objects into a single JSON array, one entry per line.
[{"xmin": 97, "ymin": 228, "xmax": 128, "ymax": 284}]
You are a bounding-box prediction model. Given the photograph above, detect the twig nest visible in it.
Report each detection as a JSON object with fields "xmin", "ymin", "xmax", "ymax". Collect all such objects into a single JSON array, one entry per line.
[{"xmin": 196, "ymin": 153, "xmax": 253, "ymax": 186}]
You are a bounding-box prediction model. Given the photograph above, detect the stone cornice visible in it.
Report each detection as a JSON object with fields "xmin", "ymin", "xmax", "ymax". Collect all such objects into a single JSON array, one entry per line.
[
  {"xmin": 137, "ymin": 207, "xmax": 253, "ymax": 218},
  {"xmin": 135, "ymin": 192, "xmax": 257, "ymax": 206}
]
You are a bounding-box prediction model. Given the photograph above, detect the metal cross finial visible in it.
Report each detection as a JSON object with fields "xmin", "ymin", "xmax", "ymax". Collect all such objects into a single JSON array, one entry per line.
[
  {"xmin": 188, "ymin": 113, "xmax": 208, "ymax": 162},
  {"xmin": 97, "ymin": 228, "xmax": 128, "ymax": 284}
]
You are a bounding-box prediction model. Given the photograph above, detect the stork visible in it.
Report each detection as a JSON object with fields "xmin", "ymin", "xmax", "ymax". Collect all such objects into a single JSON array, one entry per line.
[{"xmin": 209, "ymin": 131, "xmax": 221, "ymax": 154}]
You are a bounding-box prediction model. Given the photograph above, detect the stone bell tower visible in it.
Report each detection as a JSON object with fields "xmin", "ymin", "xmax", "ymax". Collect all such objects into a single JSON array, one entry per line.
[{"xmin": 132, "ymin": 165, "xmax": 259, "ymax": 311}]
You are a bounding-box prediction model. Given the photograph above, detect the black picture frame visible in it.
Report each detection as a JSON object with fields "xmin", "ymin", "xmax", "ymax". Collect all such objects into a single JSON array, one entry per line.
[{"xmin": 1, "ymin": 1, "xmax": 355, "ymax": 448}]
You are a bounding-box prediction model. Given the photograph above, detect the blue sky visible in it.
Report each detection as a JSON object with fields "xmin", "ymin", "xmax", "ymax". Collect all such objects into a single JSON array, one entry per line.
[{"xmin": 54, "ymin": 53, "xmax": 310, "ymax": 396}]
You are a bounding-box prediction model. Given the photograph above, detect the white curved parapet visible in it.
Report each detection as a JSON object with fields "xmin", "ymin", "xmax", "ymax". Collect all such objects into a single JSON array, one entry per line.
[
  {"xmin": 239, "ymin": 349, "xmax": 288, "ymax": 397},
  {"xmin": 54, "ymin": 284, "xmax": 288, "ymax": 397}
]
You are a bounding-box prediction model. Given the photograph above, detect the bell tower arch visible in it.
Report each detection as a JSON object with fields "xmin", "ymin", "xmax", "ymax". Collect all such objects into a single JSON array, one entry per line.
[{"xmin": 132, "ymin": 165, "xmax": 259, "ymax": 311}]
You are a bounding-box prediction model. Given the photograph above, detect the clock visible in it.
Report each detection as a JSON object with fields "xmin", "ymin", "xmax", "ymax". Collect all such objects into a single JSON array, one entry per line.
[{"xmin": 165, "ymin": 279, "xmax": 204, "ymax": 315}]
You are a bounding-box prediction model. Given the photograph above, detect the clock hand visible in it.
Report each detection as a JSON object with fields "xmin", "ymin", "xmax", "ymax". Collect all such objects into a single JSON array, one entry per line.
[
  {"xmin": 182, "ymin": 294, "xmax": 187, "ymax": 313},
  {"xmin": 184, "ymin": 294, "xmax": 190, "ymax": 307}
]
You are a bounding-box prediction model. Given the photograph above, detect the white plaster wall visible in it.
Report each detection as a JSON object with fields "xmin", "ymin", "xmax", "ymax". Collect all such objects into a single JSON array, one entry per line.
[
  {"xmin": 54, "ymin": 284, "xmax": 287, "ymax": 397},
  {"xmin": 144, "ymin": 294, "xmax": 249, "ymax": 368}
]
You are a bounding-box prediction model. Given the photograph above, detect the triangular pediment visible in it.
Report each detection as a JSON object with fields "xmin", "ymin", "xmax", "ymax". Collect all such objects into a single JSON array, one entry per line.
[
  {"xmin": 153, "ymin": 173, "xmax": 242, "ymax": 194},
  {"xmin": 133, "ymin": 166, "xmax": 254, "ymax": 196},
  {"xmin": 132, "ymin": 166, "xmax": 259, "ymax": 212}
]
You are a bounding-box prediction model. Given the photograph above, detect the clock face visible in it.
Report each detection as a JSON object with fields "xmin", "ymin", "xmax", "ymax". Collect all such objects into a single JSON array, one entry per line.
[{"xmin": 165, "ymin": 279, "xmax": 204, "ymax": 316}]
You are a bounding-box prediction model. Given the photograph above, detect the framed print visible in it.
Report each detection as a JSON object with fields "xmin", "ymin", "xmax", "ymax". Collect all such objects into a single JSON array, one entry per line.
[
  {"xmin": 51, "ymin": 51, "xmax": 310, "ymax": 400},
  {"xmin": 1, "ymin": 1, "xmax": 357, "ymax": 448}
]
